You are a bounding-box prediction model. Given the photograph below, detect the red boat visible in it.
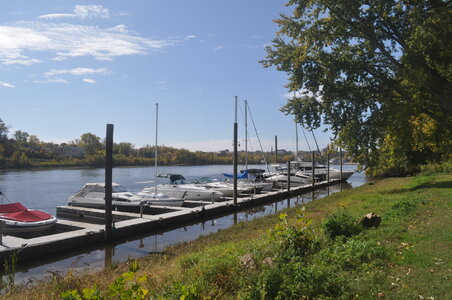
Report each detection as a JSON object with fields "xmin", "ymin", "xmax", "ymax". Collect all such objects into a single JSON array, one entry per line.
[{"xmin": 0, "ymin": 202, "xmax": 57, "ymax": 235}]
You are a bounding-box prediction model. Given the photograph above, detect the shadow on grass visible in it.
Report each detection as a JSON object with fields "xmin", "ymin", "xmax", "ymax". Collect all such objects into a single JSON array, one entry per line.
[{"xmin": 382, "ymin": 179, "xmax": 452, "ymax": 194}]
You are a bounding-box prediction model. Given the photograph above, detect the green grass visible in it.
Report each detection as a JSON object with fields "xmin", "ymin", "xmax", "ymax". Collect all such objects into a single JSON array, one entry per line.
[{"xmin": 2, "ymin": 171, "xmax": 451, "ymax": 299}]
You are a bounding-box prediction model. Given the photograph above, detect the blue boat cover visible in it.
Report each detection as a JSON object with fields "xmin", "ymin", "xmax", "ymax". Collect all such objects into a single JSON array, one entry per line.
[{"xmin": 223, "ymin": 170, "xmax": 248, "ymax": 179}]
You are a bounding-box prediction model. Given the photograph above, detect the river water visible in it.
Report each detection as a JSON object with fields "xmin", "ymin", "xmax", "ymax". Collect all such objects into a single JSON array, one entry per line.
[{"xmin": 0, "ymin": 164, "xmax": 365, "ymax": 284}]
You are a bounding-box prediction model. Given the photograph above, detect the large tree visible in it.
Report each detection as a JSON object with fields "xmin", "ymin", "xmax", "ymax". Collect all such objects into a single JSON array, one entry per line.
[
  {"xmin": 262, "ymin": 0, "xmax": 452, "ymax": 175},
  {"xmin": 79, "ymin": 133, "xmax": 102, "ymax": 155}
]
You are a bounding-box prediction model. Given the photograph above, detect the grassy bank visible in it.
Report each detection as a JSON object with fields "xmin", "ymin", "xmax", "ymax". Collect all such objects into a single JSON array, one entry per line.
[{"xmin": 2, "ymin": 171, "xmax": 451, "ymax": 299}]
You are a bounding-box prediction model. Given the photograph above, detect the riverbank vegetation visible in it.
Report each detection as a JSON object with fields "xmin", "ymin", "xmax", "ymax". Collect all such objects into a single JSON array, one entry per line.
[
  {"xmin": 2, "ymin": 169, "xmax": 450, "ymax": 299},
  {"xmin": 0, "ymin": 120, "xmax": 299, "ymax": 170}
]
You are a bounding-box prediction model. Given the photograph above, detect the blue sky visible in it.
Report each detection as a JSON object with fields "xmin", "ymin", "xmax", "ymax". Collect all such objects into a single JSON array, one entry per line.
[{"xmin": 0, "ymin": 0, "xmax": 332, "ymax": 152}]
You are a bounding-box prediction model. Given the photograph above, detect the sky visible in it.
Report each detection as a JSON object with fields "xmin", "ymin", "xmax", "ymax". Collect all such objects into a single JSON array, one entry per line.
[{"xmin": 0, "ymin": 0, "xmax": 333, "ymax": 152}]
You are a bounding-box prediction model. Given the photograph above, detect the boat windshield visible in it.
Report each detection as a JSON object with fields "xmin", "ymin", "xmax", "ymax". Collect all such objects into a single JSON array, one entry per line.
[{"xmin": 112, "ymin": 185, "xmax": 128, "ymax": 193}]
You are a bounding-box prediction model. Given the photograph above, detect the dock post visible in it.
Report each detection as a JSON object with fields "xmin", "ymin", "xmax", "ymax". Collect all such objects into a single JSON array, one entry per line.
[
  {"xmin": 140, "ymin": 201, "xmax": 144, "ymax": 218},
  {"xmin": 233, "ymin": 96, "xmax": 238, "ymax": 206},
  {"xmin": 339, "ymin": 147, "xmax": 343, "ymax": 181},
  {"xmin": 275, "ymin": 135, "xmax": 278, "ymax": 163},
  {"xmin": 0, "ymin": 220, "xmax": 4, "ymax": 245},
  {"xmin": 287, "ymin": 161, "xmax": 291, "ymax": 192},
  {"xmin": 312, "ymin": 151, "xmax": 315, "ymax": 187},
  {"xmin": 327, "ymin": 151, "xmax": 330, "ymax": 183},
  {"xmin": 105, "ymin": 124, "xmax": 114, "ymax": 242}
]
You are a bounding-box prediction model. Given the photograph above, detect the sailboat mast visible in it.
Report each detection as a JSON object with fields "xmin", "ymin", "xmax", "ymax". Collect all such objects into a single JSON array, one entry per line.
[
  {"xmin": 245, "ymin": 100, "xmax": 248, "ymax": 170},
  {"xmin": 295, "ymin": 119, "xmax": 299, "ymax": 170},
  {"xmin": 155, "ymin": 103, "xmax": 159, "ymax": 178}
]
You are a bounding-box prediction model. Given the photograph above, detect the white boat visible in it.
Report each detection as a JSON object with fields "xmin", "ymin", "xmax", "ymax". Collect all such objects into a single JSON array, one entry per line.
[
  {"xmin": 192, "ymin": 177, "xmax": 247, "ymax": 197},
  {"xmin": 137, "ymin": 188, "xmax": 185, "ymax": 207},
  {"xmin": 0, "ymin": 197, "xmax": 57, "ymax": 235},
  {"xmin": 147, "ymin": 174, "xmax": 224, "ymax": 201},
  {"xmin": 68, "ymin": 183, "xmax": 144, "ymax": 210},
  {"xmin": 137, "ymin": 103, "xmax": 188, "ymax": 205}
]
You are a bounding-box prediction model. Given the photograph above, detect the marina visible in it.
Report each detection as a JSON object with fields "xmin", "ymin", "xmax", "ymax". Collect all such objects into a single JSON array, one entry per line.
[{"xmin": 0, "ymin": 164, "xmax": 362, "ymax": 283}]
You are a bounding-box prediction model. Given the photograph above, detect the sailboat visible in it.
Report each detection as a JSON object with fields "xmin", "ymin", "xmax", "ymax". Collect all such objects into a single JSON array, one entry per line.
[{"xmin": 137, "ymin": 103, "xmax": 186, "ymax": 206}]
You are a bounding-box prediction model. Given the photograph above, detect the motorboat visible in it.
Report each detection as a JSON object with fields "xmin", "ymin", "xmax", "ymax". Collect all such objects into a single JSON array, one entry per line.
[
  {"xmin": 145, "ymin": 174, "xmax": 223, "ymax": 201},
  {"xmin": 69, "ymin": 183, "xmax": 185, "ymax": 210},
  {"xmin": 192, "ymin": 177, "xmax": 247, "ymax": 197},
  {"xmin": 136, "ymin": 186, "xmax": 185, "ymax": 207},
  {"xmin": 0, "ymin": 194, "xmax": 57, "ymax": 235}
]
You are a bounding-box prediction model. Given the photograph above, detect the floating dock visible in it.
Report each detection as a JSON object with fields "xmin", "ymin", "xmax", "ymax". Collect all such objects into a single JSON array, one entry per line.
[{"xmin": 0, "ymin": 179, "xmax": 344, "ymax": 261}]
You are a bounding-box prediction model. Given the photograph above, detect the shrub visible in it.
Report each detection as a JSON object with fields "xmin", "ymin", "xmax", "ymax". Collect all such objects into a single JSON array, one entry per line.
[{"xmin": 323, "ymin": 211, "xmax": 362, "ymax": 240}]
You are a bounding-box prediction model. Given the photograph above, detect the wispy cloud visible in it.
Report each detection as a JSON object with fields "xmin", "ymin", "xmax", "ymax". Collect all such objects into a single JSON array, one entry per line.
[
  {"xmin": 38, "ymin": 5, "xmax": 110, "ymax": 20},
  {"xmin": 213, "ymin": 45, "xmax": 224, "ymax": 51},
  {"xmin": 83, "ymin": 78, "xmax": 96, "ymax": 84},
  {"xmin": 34, "ymin": 78, "xmax": 68, "ymax": 84},
  {"xmin": 45, "ymin": 67, "xmax": 110, "ymax": 77},
  {"xmin": 0, "ymin": 81, "xmax": 15, "ymax": 88},
  {"xmin": 184, "ymin": 35, "xmax": 196, "ymax": 40},
  {"xmin": 0, "ymin": 21, "xmax": 179, "ymax": 65}
]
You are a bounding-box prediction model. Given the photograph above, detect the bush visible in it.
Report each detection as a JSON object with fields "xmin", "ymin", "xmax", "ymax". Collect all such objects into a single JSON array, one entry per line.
[{"xmin": 323, "ymin": 211, "xmax": 362, "ymax": 240}]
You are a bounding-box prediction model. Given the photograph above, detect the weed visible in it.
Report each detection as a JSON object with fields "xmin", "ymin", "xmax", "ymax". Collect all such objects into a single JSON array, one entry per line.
[{"xmin": 323, "ymin": 210, "xmax": 362, "ymax": 239}]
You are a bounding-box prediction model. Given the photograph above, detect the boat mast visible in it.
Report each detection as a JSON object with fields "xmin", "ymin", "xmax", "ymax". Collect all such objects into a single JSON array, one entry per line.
[
  {"xmin": 155, "ymin": 103, "xmax": 158, "ymax": 178},
  {"xmin": 295, "ymin": 119, "xmax": 299, "ymax": 170},
  {"xmin": 245, "ymin": 100, "xmax": 248, "ymax": 171},
  {"xmin": 153, "ymin": 103, "xmax": 159, "ymax": 195}
]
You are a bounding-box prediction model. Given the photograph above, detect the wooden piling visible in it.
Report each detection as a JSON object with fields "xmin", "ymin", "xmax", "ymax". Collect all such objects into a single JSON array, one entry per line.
[
  {"xmin": 287, "ymin": 161, "xmax": 291, "ymax": 192},
  {"xmin": 312, "ymin": 151, "xmax": 315, "ymax": 187},
  {"xmin": 105, "ymin": 124, "xmax": 114, "ymax": 242}
]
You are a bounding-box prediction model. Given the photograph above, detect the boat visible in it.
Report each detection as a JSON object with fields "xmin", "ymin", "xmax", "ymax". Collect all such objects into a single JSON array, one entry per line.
[
  {"xmin": 137, "ymin": 103, "xmax": 188, "ymax": 205},
  {"xmin": 0, "ymin": 193, "xmax": 57, "ymax": 235},
  {"xmin": 192, "ymin": 177, "xmax": 247, "ymax": 197},
  {"xmin": 68, "ymin": 183, "xmax": 145, "ymax": 210},
  {"xmin": 144, "ymin": 174, "xmax": 224, "ymax": 201}
]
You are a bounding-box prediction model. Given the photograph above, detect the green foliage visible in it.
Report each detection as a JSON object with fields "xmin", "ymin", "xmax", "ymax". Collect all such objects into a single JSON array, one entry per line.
[
  {"xmin": 61, "ymin": 271, "xmax": 148, "ymax": 300},
  {"xmin": 270, "ymin": 209, "xmax": 317, "ymax": 262},
  {"xmin": 79, "ymin": 133, "xmax": 102, "ymax": 156},
  {"xmin": 262, "ymin": 0, "xmax": 452, "ymax": 175},
  {"xmin": 160, "ymin": 283, "xmax": 200, "ymax": 300},
  {"xmin": 323, "ymin": 210, "xmax": 362, "ymax": 239}
]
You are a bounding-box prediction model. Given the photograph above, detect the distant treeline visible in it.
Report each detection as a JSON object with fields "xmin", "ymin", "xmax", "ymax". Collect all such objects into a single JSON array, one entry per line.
[{"xmin": 0, "ymin": 118, "xmax": 353, "ymax": 170}]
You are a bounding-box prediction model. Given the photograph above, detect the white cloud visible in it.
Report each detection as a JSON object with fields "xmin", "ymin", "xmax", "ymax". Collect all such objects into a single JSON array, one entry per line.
[
  {"xmin": 34, "ymin": 78, "xmax": 68, "ymax": 84},
  {"xmin": 38, "ymin": 5, "xmax": 110, "ymax": 20},
  {"xmin": 184, "ymin": 35, "xmax": 196, "ymax": 40},
  {"xmin": 0, "ymin": 81, "xmax": 15, "ymax": 88},
  {"xmin": 0, "ymin": 21, "xmax": 179, "ymax": 65},
  {"xmin": 4, "ymin": 58, "xmax": 41, "ymax": 66},
  {"xmin": 83, "ymin": 78, "xmax": 96, "ymax": 84},
  {"xmin": 45, "ymin": 67, "xmax": 110, "ymax": 77},
  {"xmin": 213, "ymin": 45, "xmax": 224, "ymax": 51}
]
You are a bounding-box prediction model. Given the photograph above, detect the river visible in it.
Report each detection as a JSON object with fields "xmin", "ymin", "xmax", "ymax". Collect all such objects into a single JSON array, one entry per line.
[{"xmin": 0, "ymin": 164, "xmax": 365, "ymax": 284}]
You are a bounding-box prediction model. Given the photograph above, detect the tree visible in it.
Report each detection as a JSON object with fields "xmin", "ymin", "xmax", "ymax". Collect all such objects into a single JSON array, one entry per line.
[
  {"xmin": 14, "ymin": 130, "xmax": 29, "ymax": 144},
  {"xmin": 79, "ymin": 133, "xmax": 102, "ymax": 155},
  {"xmin": 0, "ymin": 118, "xmax": 8, "ymax": 142},
  {"xmin": 262, "ymin": 0, "xmax": 452, "ymax": 175},
  {"xmin": 114, "ymin": 142, "xmax": 134, "ymax": 156}
]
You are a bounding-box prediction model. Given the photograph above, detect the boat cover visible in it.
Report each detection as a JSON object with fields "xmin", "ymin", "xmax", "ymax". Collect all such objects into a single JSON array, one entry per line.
[
  {"xmin": 0, "ymin": 202, "xmax": 28, "ymax": 213},
  {"xmin": 223, "ymin": 170, "xmax": 249, "ymax": 179},
  {"xmin": 0, "ymin": 210, "xmax": 53, "ymax": 222}
]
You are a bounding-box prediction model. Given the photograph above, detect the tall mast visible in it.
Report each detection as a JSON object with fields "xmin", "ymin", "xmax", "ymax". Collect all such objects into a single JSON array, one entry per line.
[
  {"xmin": 245, "ymin": 100, "xmax": 248, "ymax": 170},
  {"xmin": 155, "ymin": 103, "xmax": 158, "ymax": 178},
  {"xmin": 295, "ymin": 119, "xmax": 299, "ymax": 170}
]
